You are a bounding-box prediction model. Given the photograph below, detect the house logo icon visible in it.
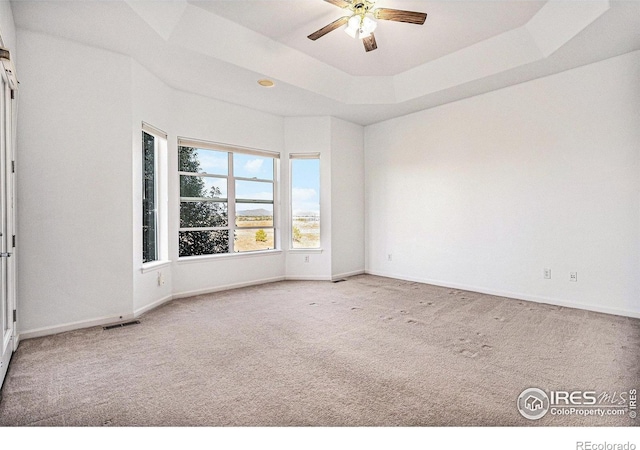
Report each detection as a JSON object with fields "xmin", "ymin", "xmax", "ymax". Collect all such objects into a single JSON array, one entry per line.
[
  {"xmin": 517, "ymin": 388, "xmax": 550, "ymax": 420},
  {"xmin": 525, "ymin": 395, "xmax": 543, "ymax": 411}
]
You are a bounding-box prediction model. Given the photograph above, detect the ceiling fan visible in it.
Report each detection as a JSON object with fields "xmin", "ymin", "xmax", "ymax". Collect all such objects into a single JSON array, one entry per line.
[{"xmin": 308, "ymin": 0, "xmax": 427, "ymax": 52}]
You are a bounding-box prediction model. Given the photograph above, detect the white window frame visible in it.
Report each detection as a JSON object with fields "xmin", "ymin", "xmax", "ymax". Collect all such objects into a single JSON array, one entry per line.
[
  {"xmin": 289, "ymin": 153, "xmax": 321, "ymax": 251},
  {"xmin": 177, "ymin": 137, "xmax": 280, "ymax": 258},
  {"xmin": 141, "ymin": 122, "xmax": 169, "ymax": 271}
]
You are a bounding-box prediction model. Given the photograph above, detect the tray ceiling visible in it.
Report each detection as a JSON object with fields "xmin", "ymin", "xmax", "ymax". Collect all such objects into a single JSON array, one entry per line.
[{"xmin": 10, "ymin": 0, "xmax": 640, "ymax": 125}]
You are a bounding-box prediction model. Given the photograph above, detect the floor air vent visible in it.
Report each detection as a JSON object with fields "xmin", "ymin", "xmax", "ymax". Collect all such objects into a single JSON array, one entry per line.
[
  {"xmin": 332, "ymin": 279, "xmax": 347, "ymax": 283},
  {"xmin": 103, "ymin": 320, "xmax": 140, "ymax": 330}
]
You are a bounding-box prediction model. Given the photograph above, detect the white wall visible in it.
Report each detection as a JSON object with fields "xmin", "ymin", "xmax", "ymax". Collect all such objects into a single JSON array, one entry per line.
[
  {"xmin": 15, "ymin": 24, "xmax": 368, "ymax": 337},
  {"xmin": 17, "ymin": 30, "xmax": 134, "ymax": 334},
  {"xmin": 132, "ymin": 62, "xmax": 287, "ymax": 309},
  {"xmin": 283, "ymin": 117, "xmax": 366, "ymax": 281},
  {"xmin": 12, "ymin": 24, "xmax": 365, "ymax": 337},
  {"xmin": 331, "ymin": 117, "xmax": 365, "ymax": 279},
  {"xmin": 284, "ymin": 117, "xmax": 332, "ymax": 280},
  {"xmin": 170, "ymin": 90, "xmax": 286, "ymax": 296},
  {"xmin": 131, "ymin": 61, "xmax": 173, "ymax": 313},
  {"xmin": 16, "ymin": 29, "xmax": 290, "ymax": 336},
  {"xmin": 16, "ymin": 20, "xmax": 636, "ymax": 337},
  {"xmin": 365, "ymin": 51, "xmax": 640, "ymax": 318}
]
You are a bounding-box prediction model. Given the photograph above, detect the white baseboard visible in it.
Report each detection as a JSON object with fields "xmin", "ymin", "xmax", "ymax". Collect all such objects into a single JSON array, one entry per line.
[
  {"xmin": 20, "ymin": 313, "xmax": 136, "ymax": 340},
  {"xmin": 365, "ymin": 270, "xmax": 640, "ymax": 319},
  {"xmin": 134, "ymin": 294, "xmax": 173, "ymax": 318},
  {"xmin": 18, "ymin": 278, "xmax": 287, "ymax": 341},
  {"xmin": 172, "ymin": 276, "xmax": 286, "ymax": 300},
  {"xmin": 26, "ymin": 271, "xmax": 628, "ymax": 342},
  {"xmin": 331, "ymin": 270, "xmax": 365, "ymax": 281}
]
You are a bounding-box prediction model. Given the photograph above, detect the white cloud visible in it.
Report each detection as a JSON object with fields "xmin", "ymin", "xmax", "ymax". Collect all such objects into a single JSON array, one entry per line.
[
  {"xmin": 244, "ymin": 159, "xmax": 264, "ymax": 174},
  {"xmin": 292, "ymin": 188, "xmax": 319, "ymax": 215},
  {"xmin": 198, "ymin": 152, "xmax": 227, "ymax": 171},
  {"xmin": 292, "ymin": 188, "xmax": 317, "ymax": 202}
]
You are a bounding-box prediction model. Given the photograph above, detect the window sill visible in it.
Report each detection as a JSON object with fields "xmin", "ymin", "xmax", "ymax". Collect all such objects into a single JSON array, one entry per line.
[
  {"xmin": 141, "ymin": 260, "xmax": 172, "ymax": 273},
  {"xmin": 288, "ymin": 248, "xmax": 323, "ymax": 254},
  {"xmin": 177, "ymin": 249, "xmax": 283, "ymax": 264}
]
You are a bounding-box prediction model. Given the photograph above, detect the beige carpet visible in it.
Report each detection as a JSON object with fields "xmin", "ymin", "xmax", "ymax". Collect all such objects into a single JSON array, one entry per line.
[{"xmin": 0, "ymin": 275, "xmax": 638, "ymax": 426}]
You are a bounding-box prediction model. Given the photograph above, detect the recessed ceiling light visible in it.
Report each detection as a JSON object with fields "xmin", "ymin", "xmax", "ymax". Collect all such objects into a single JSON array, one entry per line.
[{"xmin": 258, "ymin": 79, "xmax": 275, "ymax": 88}]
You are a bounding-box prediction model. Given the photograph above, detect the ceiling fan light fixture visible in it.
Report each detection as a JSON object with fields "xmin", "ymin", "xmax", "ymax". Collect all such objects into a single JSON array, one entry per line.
[
  {"xmin": 345, "ymin": 15, "xmax": 360, "ymax": 38},
  {"xmin": 309, "ymin": 0, "xmax": 427, "ymax": 52},
  {"xmin": 360, "ymin": 16, "xmax": 377, "ymax": 39},
  {"xmin": 345, "ymin": 14, "xmax": 377, "ymax": 40}
]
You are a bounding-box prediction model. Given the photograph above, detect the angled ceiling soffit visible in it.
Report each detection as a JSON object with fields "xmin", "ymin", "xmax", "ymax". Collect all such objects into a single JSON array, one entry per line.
[{"xmin": 124, "ymin": 0, "xmax": 188, "ymax": 41}]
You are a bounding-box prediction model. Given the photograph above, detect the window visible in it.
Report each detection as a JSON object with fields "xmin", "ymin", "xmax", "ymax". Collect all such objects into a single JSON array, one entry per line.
[
  {"xmin": 290, "ymin": 154, "xmax": 320, "ymax": 249},
  {"xmin": 178, "ymin": 138, "xmax": 278, "ymax": 257},
  {"xmin": 142, "ymin": 124, "xmax": 168, "ymax": 264},
  {"xmin": 142, "ymin": 123, "xmax": 168, "ymax": 265},
  {"xmin": 142, "ymin": 131, "xmax": 157, "ymax": 263}
]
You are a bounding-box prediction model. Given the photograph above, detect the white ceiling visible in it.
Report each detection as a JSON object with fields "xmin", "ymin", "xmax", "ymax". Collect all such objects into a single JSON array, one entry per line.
[
  {"xmin": 10, "ymin": 0, "xmax": 640, "ymax": 125},
  {"xmin": 188, "ymin": 0, "xmax": 546, "ymax": 76}
]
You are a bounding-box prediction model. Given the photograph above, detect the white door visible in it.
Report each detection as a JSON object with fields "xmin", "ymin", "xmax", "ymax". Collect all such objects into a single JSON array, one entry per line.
[{"xmin": 0, "ymin": 58, "xmax": 15, "ymax": 390}]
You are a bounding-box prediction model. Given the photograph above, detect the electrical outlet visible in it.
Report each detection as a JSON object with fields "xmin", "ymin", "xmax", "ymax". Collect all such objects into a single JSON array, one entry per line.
[
  {"xmin": 544, "ymin": 268, "xmax": 551, "ymax": 279},
  {"xmin": 304, "ymin": 256, "xmax": 310, "ymax": 263},
  {"xmin": 387, "ymin": 254, "xmax": 393, "ymax": 261},
  {"xmin": 157, "ymin": 272, "xmax": 165, "ymax": 286},
  {"xmin": 570, "ymin": 272, "xmax": 577, "ymax": 282}
]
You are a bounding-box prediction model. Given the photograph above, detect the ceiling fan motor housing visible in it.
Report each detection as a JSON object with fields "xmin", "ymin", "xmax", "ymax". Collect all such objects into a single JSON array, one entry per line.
[{"xmin": 351, "ymin": 1, "xmax": 375, "ymax": 17}]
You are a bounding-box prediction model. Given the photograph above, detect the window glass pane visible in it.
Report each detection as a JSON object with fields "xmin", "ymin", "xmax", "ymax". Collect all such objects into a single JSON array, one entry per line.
[
  {"xmin": 180, "ymin": 202, "xmax": 228, "ymax": 228},
  {"xmin": 142, "ymin": 131, "xmax": 157, "ymax": 263},
  {"xmin": 179, "ymin": 147, "xmax": 228, "ymax": 176},
  {"xmin": 236, "ymin": 203, "xmax": 273, "ymax": 228},
  {"xmin": 291, "ymin": 158, "xmax": 320, "ymax": 249},
  {"xmin": 233, "ymin": 153, "xmax": 273, "ymax": 180},
  {"xmin": 180, "ymin": 175, "xmax": 227, "ymax": 199},
  {"xmin": 178, "ymin": 145, "xmax": 279, "ymax": 257},
  {"xmin": 179, "ymin": 230, "xmax": 229, "ymax": 257},
  {"xmin": 292, "ymin": 216, "xmax": 320, "ymax": 249},
  {"xmin": 234, "ymin": 228, "xmax": 274, "ymax": 253},
  {"xmin": 235, "ymin": 180, "xmax": 273, "ymax": 202}
]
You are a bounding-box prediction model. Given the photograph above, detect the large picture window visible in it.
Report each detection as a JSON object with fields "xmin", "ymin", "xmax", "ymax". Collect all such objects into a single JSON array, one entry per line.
[
  {"xmin": 178, "ymin": 139, "xmax": 278, "ymax": 257},
  {"xmin": 290, "ymin": 154, "xmax": 320, "ymax": 249}
]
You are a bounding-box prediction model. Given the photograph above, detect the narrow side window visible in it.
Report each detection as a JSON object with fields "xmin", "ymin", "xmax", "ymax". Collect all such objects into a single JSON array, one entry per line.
[
  {"xmin": 142, "ymin": 131, "xmax": 157, "ymax": 263},
  {"xmin": 290, "ymin": 154, "xmax": 320, "ymax": 249},
  {"xmin": 142, "ymin": 123, "xmax": 168, "ymax": 264}
]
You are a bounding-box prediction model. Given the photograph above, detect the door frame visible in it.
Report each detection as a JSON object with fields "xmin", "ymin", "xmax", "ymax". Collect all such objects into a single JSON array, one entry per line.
[{"xmin": 0, "ymin": 46, "xmax": 18, "ymax": 390}]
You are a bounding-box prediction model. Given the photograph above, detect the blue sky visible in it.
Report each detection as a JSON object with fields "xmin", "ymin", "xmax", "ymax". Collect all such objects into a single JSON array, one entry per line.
[
  {"xmin": 291, "ymin": 159, "xmax": 320, "ymax": 215},
  {"xmin": 234, "ymin": 153, "xmax": 273, "ymax": 180},
  {"xmin": 193, "ymin": 149, "xmax": 227, "ymax": 175},
  {"xmin": 186, "ymin": 148, "xmax": 319, "ymax": 214}
]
